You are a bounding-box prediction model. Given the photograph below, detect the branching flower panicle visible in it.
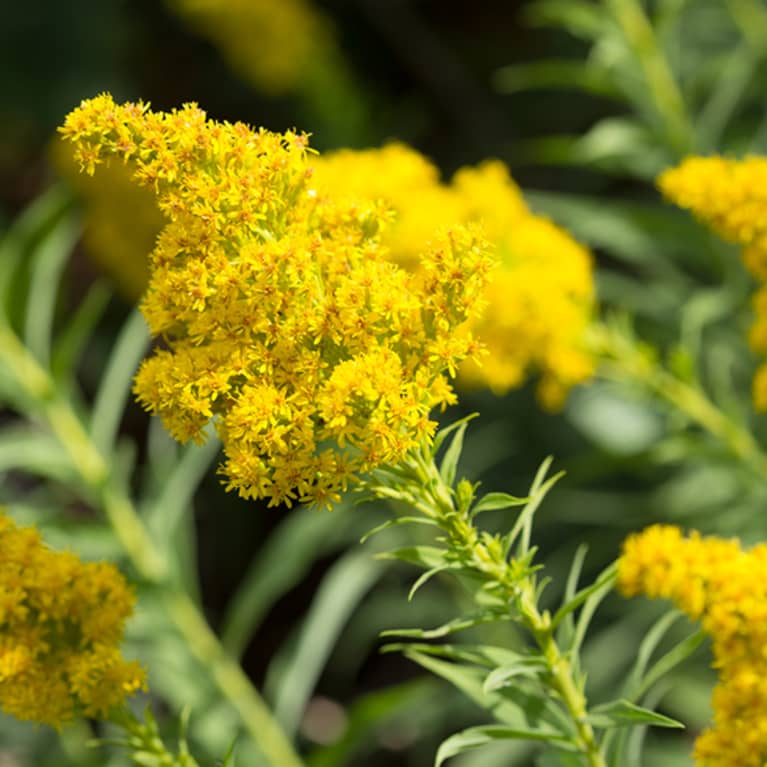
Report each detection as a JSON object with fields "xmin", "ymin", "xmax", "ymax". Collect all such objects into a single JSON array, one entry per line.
[
  {"xmin": 312, "ymin": 143, "xmax": 595, "ymax": 408},
  {"xmin": 659, "ymin": 156, "xmax": 767, "ymax": 409},
  {"xmin": 619, "ymin": 524, "xmax": 767, "ymax": 767},
  {"xmin": 60, "ymin": 94, "xmax": 493, "ymax": 510},
  {"xmin": 0, "ymin": 513, "xmax": 143, "ymax": 728}
]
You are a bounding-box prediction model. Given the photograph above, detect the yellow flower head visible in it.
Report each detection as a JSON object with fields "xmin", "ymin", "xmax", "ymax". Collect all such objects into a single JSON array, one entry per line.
[
  {"xmin": 659, "ymin": 156, "xmax": 767, "ymax": 280},
  {"xmin": 0, "ymin": 513, "xmax": 143, "ymax": 728},
  {"xmin": 60, "ymin": 94, "xmax": 493, "ymax": 509},
  {"xmin": 659, "ymin": 156, "xmax": 767, "ymax": 410},
  {"xmin": 313, "ymin": 146, "xmax": 595, "ymax": 407},
  {"xmin": 618, "ymin": 524, "xmax": 767, "ymax": 767}
]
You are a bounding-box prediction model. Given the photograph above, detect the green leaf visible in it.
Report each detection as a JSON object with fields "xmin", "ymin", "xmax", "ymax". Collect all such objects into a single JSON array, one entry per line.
[
  {"xmin": 506, "ymin": 458, "xmax": 563, "ymax": 557},
  {"xmin": 439, "ymin": 420, "xmax": 469, "ymax": 488},
  {"xmin": 435, "ymin": 725, "xmax": 572, "ymax": 767},
  {"xmin": 220, "ymin": 507, "xmax": 344, "ymax": 657},
  {"xmin": 377, "ymin": 545, "xmax": 451, "ymax": 569},
  {"xmin": 267, "ymin": 549, "xmax": 388, "ymax": 737},
  {"xmin": 0, "ymin": 425, "xmax": 76, "ymax": 483},
  {"xmin": 493, "ymin": 60, "xmax": 618, "ymax": 97},
  {"xmin": 382, "ymin": 642, "xmax": 523, "ymax": 667},
  {"xmin": 522, "ymin": 119, "xmax": 671, "ymax": 179},
  {"xmin": 631, "ymin": 626, "xmax": 706, "ymax": 702},
  {"xmin": 470, "ymin": 491, "xmax": 529, "ymax": 518},
  {"xmin": 552, "ymin": 562, "xmax": 617, "ymax": 632},
  {"xmin": 524, "ymin": 0, "xmax": 607, "ymax": 39},
  {"xmin": 622, "ymin": 611, "xmax": 683, "ymax": 696},
  {"xmin": 483, "ymin": 659, "xmax": 549, "ymax": 692},
  {"xmin": 23, "ymin": 211, "xmax": 81, "ymax": 368},
  {"xmin": 360, "ymin": 515, "xmax": 438, "ymax": 544},
  {"xmin": 586, "ymin": 699, "xmax": 684, "ymax": 729},
  {"xmin": 143, "ymin": 435, "xmax": 221, "ymax": 547},
  {"xmin": 219, "ymin": 739, "xmax": 238, "ymax": 767},
  {"xmin": 0, "ymin": 184, "xmax": 72, "ymax": 325},
  {"xmin": 89, "ymin": 308, "xmax": 150, "ymax": 455},
  {"xmin": 570, "ymin": 566, "xmax": 618, "ymax": 659},
  {"xmin": 408, "ymin": 564, "xmax": 452, "ymax": 601},
  {"xmin": 432, "ymin": 413, "xmax": 478, "ymax": 456},
  {"xmin": 50, "ymin": 280, "xmax": 111, "ymax": 384},
  {"xmin": 401, "ymin": 649, "xmax": 566, "ymax": 732},
  {"xmin": 381, "ymin": 610, "xmax": 508, "ymax": 640}
]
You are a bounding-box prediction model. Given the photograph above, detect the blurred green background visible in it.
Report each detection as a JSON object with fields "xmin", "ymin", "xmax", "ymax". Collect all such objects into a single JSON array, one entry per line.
[{"xmin": 4, "ymin": 1, "xmax": 767, "ymax": 765}]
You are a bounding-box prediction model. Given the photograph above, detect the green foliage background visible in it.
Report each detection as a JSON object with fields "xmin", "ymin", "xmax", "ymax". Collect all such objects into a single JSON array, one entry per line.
[{"xmin": 2, "ymin": 1, "xmax": 767, "ymax": 765}]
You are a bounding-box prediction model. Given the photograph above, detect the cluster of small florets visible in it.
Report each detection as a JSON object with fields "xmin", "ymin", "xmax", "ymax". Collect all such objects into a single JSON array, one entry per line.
[
  {"xmin": 312, "ymin": 143, "xmax": 595, "ymax": 408},
  {"xmin": 618, "ymin": 524, "xmax": 767, "ymax": 767},
  {"xmin": 0, "ymin": 513, "xmax": 143, "ymax": 728},
  {"xmin": 659, "ymin": 156, "xmax": 767, "ymax": 408},
  {"xmin": 60, "ymin": 94, "xmax": 493, "ymax": 509}
]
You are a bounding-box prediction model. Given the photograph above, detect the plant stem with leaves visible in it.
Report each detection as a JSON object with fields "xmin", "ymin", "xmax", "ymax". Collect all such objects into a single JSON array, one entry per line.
[
  {"xmin": 0, "ymin": 319, "xmax": 304, "ymax": 767},
  {"xmin": 364, "ymin": 424, "xmax": 616, "ymax": 767}
]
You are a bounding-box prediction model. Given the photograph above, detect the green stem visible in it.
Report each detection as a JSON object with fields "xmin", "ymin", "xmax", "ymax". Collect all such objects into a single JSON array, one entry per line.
[
  {"xmin": 591, "ymin": 322, "xmax": 767, "ymax": 477},
  {"xmin": 605, "ymin": 0, "xmax": 691, "ymax": 156},
  {"xmin": 406, "ymin": 452, "xmax": 607, "ymax": 767},
  {"xmin": 0, "ymin": 323, "xmax": 304, "ymax": 767}
]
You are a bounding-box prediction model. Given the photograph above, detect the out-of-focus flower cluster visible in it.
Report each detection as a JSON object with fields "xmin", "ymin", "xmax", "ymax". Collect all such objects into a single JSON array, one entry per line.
[
  {"xmin": 60, "ymin": 94, "xmax": 493, "ymax": 509},
  {"xmin": 0, "ymin": 513, "xmax": 143, "ymax": 728},
  {"xmin": 167, "ymin": 0, "xmax": 335, "ymax": 96},
  {"xmin": 51, "ymin": 138, "xmax": 161, "ymax": 298},
  {"xmin": 659, "ymin": 156, "xmax": 767, "ymax": 408},
  {"xmin": 312, "ymin": 143, "xmax": 595, "ymax": 408},
  {"xmin": 619, "ymin": 524, "xmax": 767, "ymax": 767}
]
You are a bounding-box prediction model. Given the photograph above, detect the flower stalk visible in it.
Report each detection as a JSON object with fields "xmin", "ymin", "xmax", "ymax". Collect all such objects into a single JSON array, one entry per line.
[{"xmin": 367, "ymin": 443, "xmax": 608, "ymax": 767}]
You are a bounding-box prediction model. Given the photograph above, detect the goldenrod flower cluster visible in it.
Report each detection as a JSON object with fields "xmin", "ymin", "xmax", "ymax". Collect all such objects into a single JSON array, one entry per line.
[
  {"xmin": 51, "ymin": 138, "xmax": 161, "ymax": 299},
  {"xmin": 60, "ymin": 94, "xmax": 493, "ymax": 509},
  {"xmin": 0, "ymin": 513, "xmax": 143, "ymax": 728},
  {"xmin": 659, "ymin": 156, "xmax": 767, "ymax": 408},
  {"xmin": 619, "ymin": 524, "xmax": 767, "ymax": 767},
  {"xmin": 167, "ymin": 0, "xmax": 334, "ymax": 95},
  {"xmin": 313, "ymin": 143, "xmax": 595, "ymax": 408}
]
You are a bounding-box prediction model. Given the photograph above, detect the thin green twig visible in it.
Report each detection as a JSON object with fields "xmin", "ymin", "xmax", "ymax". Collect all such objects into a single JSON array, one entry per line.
[{"xmin": 382, "ymin": 449, "xmax": 608, "ymax": 767}]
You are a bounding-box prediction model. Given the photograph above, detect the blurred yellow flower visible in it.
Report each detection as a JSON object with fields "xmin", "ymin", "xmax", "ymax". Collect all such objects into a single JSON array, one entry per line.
[
  {"xmin": 168, "ymin": 0, "xmax": 335, "ymax": 95},
  {"xmin": 619, "ymin": 524, "xmax": 767, "ymax": 767},
  {"xmin": 51, "ymin": 137, "xmax": 160, "ymax": 300},
  {"xmin": 0, "ymin": 513, "xmax": 143, "ymax": 728},
  {"xmin": 313, "ymin": 144, "xmax": 595, "ymax": 407},
  {"xmin": 60, "ymin": 94, "xmax": 493, "ymax": 509},
  {"xmin": 659, "ymin": 156, "xmax": 767, "ymax": 409}
]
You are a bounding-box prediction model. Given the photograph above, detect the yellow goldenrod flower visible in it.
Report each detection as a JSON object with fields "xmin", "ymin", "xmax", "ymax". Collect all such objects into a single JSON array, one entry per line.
[
  {"xmin": 0, "ymin": 513, "xmax": 144, "ymax": 728},
  {"xmin": 659, "ymin": 156, "xmax": 767, "ymax": 410},
  {"xmin": 618, "ymin": 524, "xmax": 767, "ymax": 767},
  {"xmin": 659, "ymin": 156, "xmax": 767, "ymax": 280},
  {"xmin": 312, "ymin": 145, "xmax": 595, "ymax": 408},
  {"xmin": 60, "ymin": 94, "xmax": 493, "ymax": 509}
]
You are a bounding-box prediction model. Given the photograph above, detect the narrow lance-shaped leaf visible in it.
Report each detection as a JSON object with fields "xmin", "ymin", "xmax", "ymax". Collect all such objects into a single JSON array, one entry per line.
[
  {"xmin": 439, "ymin": 420, "xmax": 469, "ymax": 488},
  {"xmin": 586, "ymin": 699, "xmax": 684, "ymax": 729},
  {"xmin": 435, "ymin": 724, "xmax": 573, "ymax": 767},
  {"xmin": 381, "ymin": 609, "xmax": 509, "ymax": 640}
]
